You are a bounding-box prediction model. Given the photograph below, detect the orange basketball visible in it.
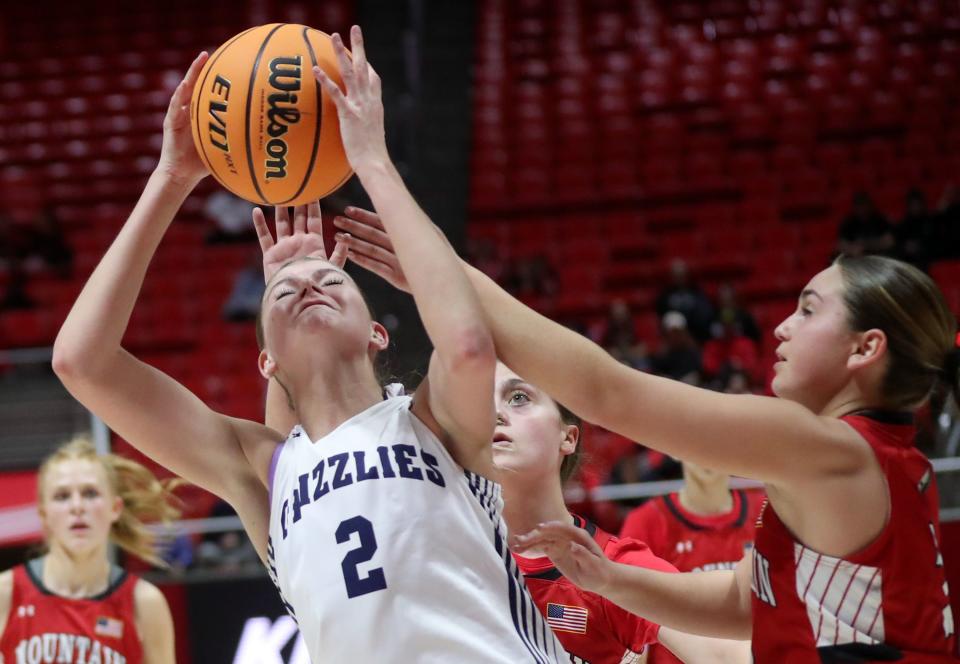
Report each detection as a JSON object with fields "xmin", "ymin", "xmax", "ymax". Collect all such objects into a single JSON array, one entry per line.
[{"xmin": 190, "ymin": 24, "xmax": 352, "ymax": 206}]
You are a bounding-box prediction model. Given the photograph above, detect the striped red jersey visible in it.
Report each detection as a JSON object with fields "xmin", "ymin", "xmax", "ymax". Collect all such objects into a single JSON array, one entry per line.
[
  {"xmin": 619, "ymin": 488, "xmax": 765, "ymax": 664},
  {"xmin": 514, "ymin": 514, "xmax": 678, "ymax": 664},
  {"xmin": 751, "ymin": 411, "xmax": 958, "ymax": 663},
  {"xmin": 1, "ymin": 561, "xmax": 143, "ymax": 664}
]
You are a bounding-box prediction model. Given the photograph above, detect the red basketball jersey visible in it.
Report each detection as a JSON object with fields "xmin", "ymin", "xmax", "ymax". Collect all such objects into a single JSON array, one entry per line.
[
  {"xmin": 620, "ymin": 488, "xmax": 765, "ymax": 663},
  {"xmin": 1, "ymin": 562, "xmax": 143, "ymax": 664},
  {"xmin": 751, "ymin": 412, "xmax": 958, "ymax": 663},
  {"xmin": 620, "ymin": 488, "xmax": 765, "ymax": 572},
  {"xmin": 514, "ymin": 513, "xmax": 678, "ymax": 663}
]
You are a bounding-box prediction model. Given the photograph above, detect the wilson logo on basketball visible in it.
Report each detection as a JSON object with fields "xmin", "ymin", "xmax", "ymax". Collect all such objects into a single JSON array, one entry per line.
[
  {"xmin": 190, "ymin": 23, "xmax": 352, "ymax": 206},
  {"xmin": 206, "ymin": 75, "xmax": 239, "ymax": 175},
  {"xmin": 264, "ymin": 55, "xmax": 302, "ymax": 180}
]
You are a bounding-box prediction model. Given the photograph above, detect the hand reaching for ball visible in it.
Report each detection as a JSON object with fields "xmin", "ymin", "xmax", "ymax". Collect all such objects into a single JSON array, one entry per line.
[
  {"xmin": 313, "ymin": 25, "xmax": 389, "ymax": 175},
  {"xmin": 253, "ymin": 202, "xmax": 347, "ymax": 284},
  {"xmin": 158, "ymin": 51, "xmax": 210, "ymax": 186}
]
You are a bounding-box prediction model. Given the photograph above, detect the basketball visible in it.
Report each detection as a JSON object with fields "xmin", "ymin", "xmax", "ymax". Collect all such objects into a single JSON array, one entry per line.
[{"xmin": 190, "ymin": 23, "xmax": 352, "ymax": 206}]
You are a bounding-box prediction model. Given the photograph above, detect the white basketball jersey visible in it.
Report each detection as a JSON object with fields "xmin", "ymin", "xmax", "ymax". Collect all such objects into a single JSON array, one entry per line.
[{"xmin": 266, "ymin": 387, "xmax": 567, "ymax": 663}]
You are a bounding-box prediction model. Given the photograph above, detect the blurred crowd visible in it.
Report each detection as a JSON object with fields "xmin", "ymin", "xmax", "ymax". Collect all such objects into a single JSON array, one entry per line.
[
  {"xmin": 837, "ymin": 186, "xmax": 960, "ymax": 271},
  {"xmin": 0, "ymin": 206, "xmax": 73, "ymax": 311}
]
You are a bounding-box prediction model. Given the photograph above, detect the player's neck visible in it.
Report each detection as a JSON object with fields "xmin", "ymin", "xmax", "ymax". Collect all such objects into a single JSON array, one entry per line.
[
  {"xmin": 293, "ymin": 358, "xmax": 383, "ymax": 441},
  {"xmin": 42, "ymin": 546, "xmax": 112, "ymax": 599},
  {"xmin": 678, "ymin": 476, "xmax": 733, "ymax": 516},
  {"xmin": 501, "ymin": 477, "xmax": 572, "ymax": 558}
]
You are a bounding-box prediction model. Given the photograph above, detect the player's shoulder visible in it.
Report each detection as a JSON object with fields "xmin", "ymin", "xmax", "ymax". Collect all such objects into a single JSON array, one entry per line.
[{"xmin": 133, "ymin": 578, "xmax": 168, "ymax": 613}]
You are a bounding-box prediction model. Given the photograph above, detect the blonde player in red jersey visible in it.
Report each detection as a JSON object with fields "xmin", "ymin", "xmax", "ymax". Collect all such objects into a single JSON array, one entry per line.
[
  {"xmin": 334, "ymin": 209, "xmax": 960, "ymax": 662},
  {"xmin": 619, "ymin": 461, "xmax": 765, "ymax": 664},
  {"xmin": 0, "ymin": 438, "xmax": 178, "ymax": 664}
]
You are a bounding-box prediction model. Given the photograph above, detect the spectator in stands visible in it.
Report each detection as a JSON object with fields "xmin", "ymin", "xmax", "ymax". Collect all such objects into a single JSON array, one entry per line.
[
  {"xmin": 203, "ymin": 190, "xmax": 256, "ymax": 244},
  {"xmin": 160, "ymin": 532, "xmax": 194, "ymax": 575},
  {"xmin": 599, "ymin": 298, "xmax": 651, "ymax": 371},
  {"xmin": 466, "ymin": 237, "xmax": 505, "ymax": 283},
  {"xmin": 221, "ymin": 251, "xmax": 266, "ymax": 322},
  {"xmin": 650, "ymin": 311, "xmax": 701, "ymax": 383},
  {"xmin": 836, "ymin": 191, "xmax": 894, "ymax": 257},
  {"xmin": 195, "ymin": 500, "xmax": 259, "ymax": 573},
  {"xmin": 722, "ymin": 369, "xmax": 753, "ymax": 395},
  {"xmin": 502, "ymin": 254, "xmax": 558, "ymax": 299},
  {"xmin": 935, "ymin": 184, "xmax": 960, "ymax": 261},
  {"xmin": 894, "ymin": 189, "xmax": 936, "ymax": 271},
  {"xmin": 0, "ymin": 214, "xmax": 33, "ymax": 310},
  {"xmin": 713, "ymin": 283, "xmax": 760, "ymax": 343},
  {"xmin": 25, "ymin": 206, "xmax": 73, "ymax": 278},
  {"xmin": 655, "ymin": 259, "xmax": 714, "ymax": 342},
  {"xmin": 702, "ymin": 309, "xmax": 761, "ymax": 387},
  {"xmin": 1, "ymin": 262, "xmax": 34, "ymax": 310}
]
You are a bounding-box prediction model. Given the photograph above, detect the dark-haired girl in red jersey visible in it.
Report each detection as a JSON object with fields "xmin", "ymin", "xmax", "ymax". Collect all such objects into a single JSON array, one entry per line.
[
  {"xmin": 334, "ymin": 209, "xmax": 959, "ymax": 662},
  {"xmin": 491, "ymin": 363, "xmax": 749, "ymax": 663},
  {"xmin": 0, "ymin": 438, "xmax": 178, "ymax": 664}
]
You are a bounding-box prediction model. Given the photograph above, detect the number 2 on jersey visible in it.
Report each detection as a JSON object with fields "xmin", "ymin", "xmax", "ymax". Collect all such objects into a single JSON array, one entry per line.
[{"xmin": 336, "ymin": 516, "xmax": 387, "ymax": 599}]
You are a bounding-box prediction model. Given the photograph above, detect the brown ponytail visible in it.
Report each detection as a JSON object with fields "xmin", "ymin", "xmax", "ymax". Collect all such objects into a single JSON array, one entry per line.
[
  {"xmin": 835, "ymin": 255, "xmax": 957, "ymax": 409},
  {"xmin": 37, "ymin": 437, "xmax": 182, "ymax": 567},
  {"xmin": 942, "ymin": 344, "xmax": 960, "ymax": 407}
]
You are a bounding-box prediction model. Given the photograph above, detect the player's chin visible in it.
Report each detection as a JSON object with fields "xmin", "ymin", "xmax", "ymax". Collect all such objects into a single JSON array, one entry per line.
[
  {"xmin": 491, "ymin": 450, "xmax": 518, "ymax": 472},
  {"xmin": 770, "ymin": 371, "xmax": 789, "ymax": 398}
]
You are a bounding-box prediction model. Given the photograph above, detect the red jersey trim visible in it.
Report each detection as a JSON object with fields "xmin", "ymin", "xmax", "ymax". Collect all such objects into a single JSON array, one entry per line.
[
  {"xmin": 23, "ymin": 560, "xmax": 131, "ymax": 602},
  {"xmin": 661, "ymin": 489, "xmax": 750, "ymax": 532},
  {"xmin": 517, "ymin": 515, "xmax": 609, "ymax": 580}
]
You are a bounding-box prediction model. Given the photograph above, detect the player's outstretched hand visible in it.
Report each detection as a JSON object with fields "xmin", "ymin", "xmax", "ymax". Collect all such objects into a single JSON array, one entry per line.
[
  {"xmin": 253, "ymin": 202, "xmax": 347, "ymax": 283},
  {"xmin": 332, "ymin": 207, "xmax": 411, "ymax": 293},
  {"xmin": 157, "ymin": 51, "xmax": 210, "ymax": 186},
  {"xmin": 510, "ymin": 521, "xmax": 615, "ymax": 595},
  {"xmin": 313, "ymin": 25, "xmax": 388, "ymax": 174}
]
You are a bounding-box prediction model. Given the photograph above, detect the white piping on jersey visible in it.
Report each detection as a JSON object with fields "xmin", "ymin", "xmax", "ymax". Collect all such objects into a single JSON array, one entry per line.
[{"xmin": 465, "ymin": 470, "xmax": 566, "ymax": 663}]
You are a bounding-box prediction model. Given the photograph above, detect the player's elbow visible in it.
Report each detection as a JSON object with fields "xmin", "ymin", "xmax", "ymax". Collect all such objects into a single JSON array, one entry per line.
[
  {"xmin": 52, "ymin": 333, "xmax": 108, "ymax": 386},
  {"xmin": 445, "ymin": 325, "xmax": 496, "ymax": 375},
  {"xmin": 51, "ymin": 336, "xmax": 82, "ymax": 382}
]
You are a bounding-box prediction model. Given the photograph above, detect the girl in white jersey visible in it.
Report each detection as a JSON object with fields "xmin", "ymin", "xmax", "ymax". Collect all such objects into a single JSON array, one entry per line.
[{"xmin": 53, "ymin": 26, "xmax": 565, "ymax": 664}]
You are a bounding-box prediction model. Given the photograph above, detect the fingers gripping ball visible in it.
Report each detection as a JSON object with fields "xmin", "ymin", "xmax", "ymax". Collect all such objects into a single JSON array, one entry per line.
[{"xmin": 190, "ymin": 24, "xmax": 353, "ymax": 206}]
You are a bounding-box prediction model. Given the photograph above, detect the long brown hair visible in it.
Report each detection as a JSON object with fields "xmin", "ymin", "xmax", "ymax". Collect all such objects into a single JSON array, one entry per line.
[
  {"xmin": 37, "ymin": 437, "xmax": 181, "ymax": 567},
  {"xmin": 835, "ymin": 255, "xmax": 958, "ymax": 409}
]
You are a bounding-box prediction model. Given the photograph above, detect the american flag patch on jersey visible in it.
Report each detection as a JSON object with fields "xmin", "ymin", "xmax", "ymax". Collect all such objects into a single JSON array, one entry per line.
[
  {"xmin": 94, "ymin": 616, "xmax": 123, "ymax": 638},
  {"xmin": 546, "ymin": 602, "xmax": 588, "ymax": 634}
]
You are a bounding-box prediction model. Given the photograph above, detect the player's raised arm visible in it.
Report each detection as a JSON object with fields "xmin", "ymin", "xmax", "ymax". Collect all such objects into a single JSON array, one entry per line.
[
  {"xmin": 52, "ymin": 53, "xmax": 278, "ymax": 554},
  {"xmin": 313, "ymin": 27, "xmax": 496, "ymax": 476},
  {"xmin": 330, "ymin": 207, "xmax": 863, "ymax": 489}
]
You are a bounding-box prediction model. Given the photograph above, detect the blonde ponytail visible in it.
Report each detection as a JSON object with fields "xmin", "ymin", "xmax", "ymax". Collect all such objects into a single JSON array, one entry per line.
[{"xmin": 38, "ymin": 437, "xmax": 182, "ymax": 567}]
